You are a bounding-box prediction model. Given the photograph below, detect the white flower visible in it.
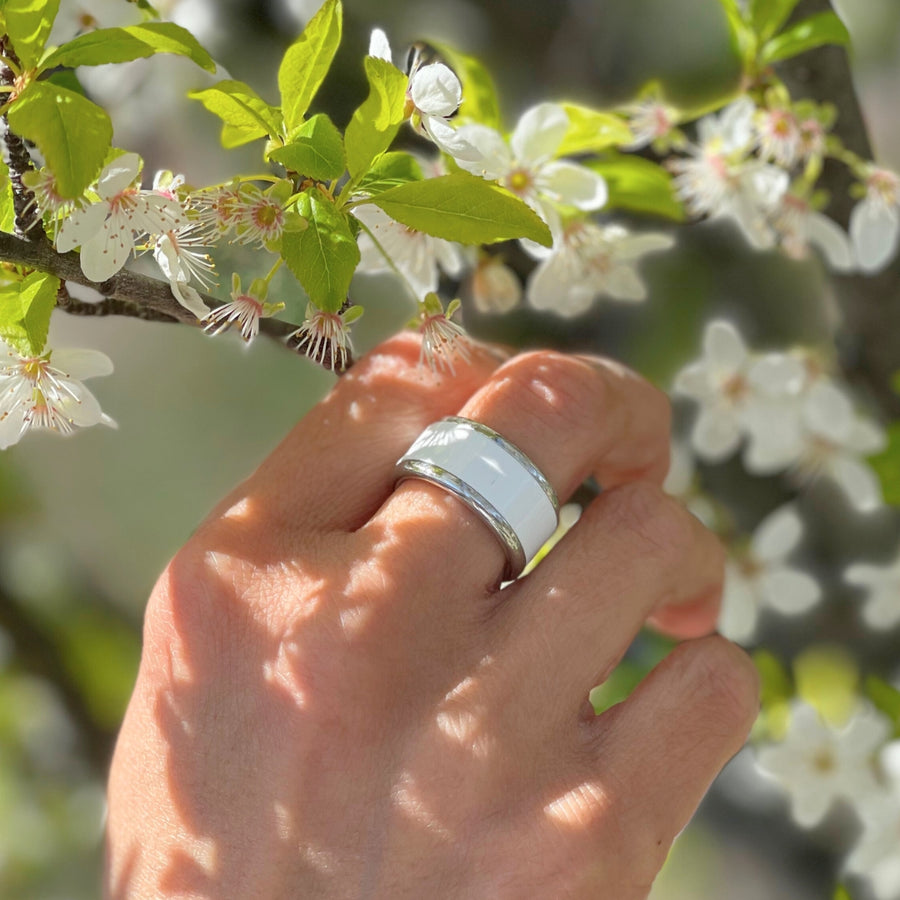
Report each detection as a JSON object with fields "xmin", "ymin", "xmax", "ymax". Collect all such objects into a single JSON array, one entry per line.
[
  {"xmin": 204, "ymin": 274, "xmax": 285, "ymax": 342},
  {"xmin": 436, "ymin": 102, "xmax": 608, "ymax": 227},
  {"xmin": 850, "ymin": 166, "xmax": 900, "ymax": 274},
  {"xmin": 772, "ymin": 193, "xmax": 854, "ymax": 271},
  {"xmin": 288, "ymin": 303, "xmax": 362, "ymax": 373},
  {"xmin": 57, "ymin": 153, "xmax": 187, "ymax": 283},
  {"xmin": 718, "ymin": 505, "xmax": 821, "ymax": 643},
  {"xmin": 49, "ymin": 0, "xmax": 140, "ymax": 44},
  {"xmin": 663, "ymin": 440, "xmax": 717, "ymax": 527},
  {"xmin": 354, "ymin": 204, "xmax": 465, "ymax": 299},
  {"xmin": 153, "ymin": 224, "xmax": 216, "ymax": 320},
  {"xmin": 845, "ymin": 547, "xmax": 900, "ymax": 630},
  {"xmin": 621, "ymin": 96, "xmax": 680, "ymax": 151},
  {"xmin": 755, "ymin": 107, "xmax": 801, "ymax": 169},
  {"xmin": 368, "ymin": 29, "xmax": 462, "ymax": 146},
  {"xmin": 524, "ymin": 220, "xmax": 674, "ymax": 316},
  {"xmin": 20, "ymin": 168, "xmax": 78, "ymax": 238},
  {"xmin": 416, "ymin": 294, "xmax": 473, "ymax": 375},
  {"xmin": 469, "ymin": 256, "xmax": 522, "ymax": 314},
  {"xmin": 668, "ymin": 98, "xmax": 789, "ymax": 249},
  {"xmin": 0, "ymin": 340, "xmax": 115, "ymax": 449},
  {"xmin": 755, "ymin": 701, "xmax": 889, "ymax": 829}
]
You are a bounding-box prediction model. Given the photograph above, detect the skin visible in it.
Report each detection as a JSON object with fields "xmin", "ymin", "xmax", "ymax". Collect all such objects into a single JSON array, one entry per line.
[{"xmin": 106, "ymin": 334, "xmax": 759, "ymax": 899}]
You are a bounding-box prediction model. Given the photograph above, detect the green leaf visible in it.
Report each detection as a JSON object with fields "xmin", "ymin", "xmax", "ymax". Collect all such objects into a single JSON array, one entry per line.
[
  {"xmin": 269, "ymin": 113, "xmax": 345, "ymax": 181},
  {"xmin": 832, "ymin": 886, "xmax": 853, "ymax": 900},
  {"xmin": 752, "ymin": 649, "xmax": 793, "ymax": 709},
  {"xmin": 40, "ymin": 21, "xmax": 216, "ymax": 72},
  {"xmin": 3, "ymin": 0, "xmax": 59, "ymax": 69},
  {"xmin": 8, "ymin": 81, "xmax": 112, "ymax": 198},
  {"xmin": 718, "ymin": 0, "xmax": 756, "ymax": 68},
  {"xmin": 871, "ymin": 421, "xmax": 900, "ymax": 506},
  {"xmin": 369, "ymin": 173, "xmax": 552, "ymax": 247},
  {"xmin": 278, "ymin": 0, "xmax": 342, "ymax": 133},
  {"xmin": 281, "ymin": 189, "xmax": 359, "ymax": 313},
  {"xmin": 0, "ymin": 271, "xmax": 60, "ymax": 355},
  {"xmin": 586, "ymin": 155, "xmax": 685, "ymax": 221},
  {"xmin": 356, "ymin": 151, "xmax": 424, "ymax": 195},
  {"xmin": 750, "ymin": 0, "xmax": 802, "ymax": 42},
  {"xmin": 0, "ymin": 156, "xmax": 15, "ymax": 233},
  {"xmin": 188, "ymin": 79, "xmax": 282, "ymax": 147},
  {"xmin": 429, "ymin": 41, "xmax": 502, "ymax": 130},
  {"xmin": 556, "ymin": 103, "xmax": 633, "ymax": 156},
  {"xmin": 344, "ymin": 56, "xmax": 408, "ymax": 180},
  {"xmin": 864, "ymin": 675, "xmax": 900, "ymax": 739},
  {"xmin": 760, "ymin": 11, "xmax": 850, "ymax": 65}
]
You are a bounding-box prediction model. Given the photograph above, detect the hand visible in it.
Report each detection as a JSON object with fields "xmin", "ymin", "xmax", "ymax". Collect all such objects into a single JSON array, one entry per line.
[{"xmin": 106, "ymin": 334, "xmax": 759, "ymax": 899}]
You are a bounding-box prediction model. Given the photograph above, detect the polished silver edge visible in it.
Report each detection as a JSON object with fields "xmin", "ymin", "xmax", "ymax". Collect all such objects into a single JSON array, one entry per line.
[
  {"xmin": 394, "ymin": 458, "xmax": 526, "ymax": 580},
  {"xmin": 444, "ymin": 416, "xmax": 560, "ymax": 515}
]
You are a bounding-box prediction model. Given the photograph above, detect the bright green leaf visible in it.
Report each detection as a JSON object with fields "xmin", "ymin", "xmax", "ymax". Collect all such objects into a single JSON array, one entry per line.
[
  {"xmin": 269, "ymin": 113, "xmax": 345, "ymax": 180},
  {"xmin": 752, "ymin": 649, "xmax": 793, "ymax": 709},
  {"xmin": 586, "ymin": 155, "xmax": 685, "ymax": 221},
  {"xmin": 40, "ymin": 21, "xmax": 216, "ymax": 72},
  {"xmin": 356, "ymin": 151, "xmax": 424, "ymax": 195},
  {"xmin": 0, "ymin": 156, "xmax": 15, "ymax": 233},
  {"xmin": 429, "ymin": 41, "xmax": 502, "ymax": 130},
  {"xmin": 794, "ymin": 646, "xmax": 859, "ymax": 727},
  {"xmin": 278, "ymin": 0, "xmax": 342, "ymax": 133},
  {"xmin": 281, "ymin": 189, "xmax": 359, "ymax": 313},
  {"xmin": 557, "ymin": 103, "xmax": 633, "ymax": 156},
  {"xmin": 864, "ymin": 675, "xmax": 900, "ymax": 739},
  {"xmin": 344, "ymin": 56, "xmax": 408, "ymax": 180},
  {"xmin": 188, "ymin": 79, "xmax": 282, "ymax": 147},
  {"xmin": 750, "ymin": 0, "xmax": 801, "ymax": 42},
  {"xmin": 8, "ymin": 81, "xmax": 112, "ymax": 198},
  {"xmin": 0, "ymin": 271, "xmax": 60, "ymax": 355},
  {"xmin": 368, "ymin": 173, "xmax": 552, "ymax": 247},
  {"xmin": 833, "ymin": 886, "xmax": 853, "ymax": 900},
  {"xmin": 760, "ymin": 11, "xmax": 850, "ymax": 65},
  {"xmin": 718, "ymin": 0, "xmax": 756, "ymax": 68},
  {"xmin": 4, "ymin": 0, "xmax": 59, "ymax": 69},
  {"xmin": 871, "ymin": 421, "xmax": 900, "ymax": 506}
]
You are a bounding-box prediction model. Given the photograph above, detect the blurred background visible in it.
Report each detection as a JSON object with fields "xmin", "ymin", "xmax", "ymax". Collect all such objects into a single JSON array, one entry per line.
[{"xmin": 1, "ymin": 0, "xmax": 898, "ymax": 897}]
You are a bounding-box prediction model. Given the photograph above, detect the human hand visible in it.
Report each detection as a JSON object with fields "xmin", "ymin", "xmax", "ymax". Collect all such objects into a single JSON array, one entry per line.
[{"xmin": 106, "ymin": 334, "xmax": 759, "ymax": 899}]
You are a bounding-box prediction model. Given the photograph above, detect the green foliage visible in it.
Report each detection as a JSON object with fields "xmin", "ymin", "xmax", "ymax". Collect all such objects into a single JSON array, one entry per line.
[
  {"xmin": 749, "ymin": 0, "xmax": 801, "ymax": 42},
  {"xmin": 556, "ymin": 103, "xmax": 633, "ymax": 156},
  {"xmin": 355, "ymin": 151, "xmax": 424, "ymax": 194},
  {"xmin": 39, "ymin": 22, "xmax": 216, "ymax": 72},
  {"xmin": 3, "ymin": 0, "xmax": 59, "ymax": 69},
  {"xmin": 760, "ymin": 11, "xmax": 851, "ymax": 65},
  {"xmin": 587, "ymin": 154, "xmax": 685, "ymax": 221},
  {"xmin": 718, "ymin": 0, "xmax": 757, "ymax": 70},
  {"xmin": 270, "ymin": 114, "xmax": 346, "ymax": 181},
  {"xmin": 864, "ymin": 675, "xmax": 900, "ymax": 739},
  {"xmin": 344, "ymin": 56, "xmax": 408, "ymax": 181},
  {"xmin": 0, "ymin": 156, "xmax": 14, "ymax": 233},
  {"xmin": 282, "ymin": 188, "xmax": 359, "ymax": 313},
  {"xmin": 8, "ymin": 82, "xmax": 112, "ymax": 198},
  {"xmin": 278, "ymin": 0, "xmax": 342, "ymax": 133},
  {"xmin": 794, "ymin": 645, "xmax": 859, "ymax": 725},
  {"xmin": 189, "ymin": 80, "xmax": 282, "ymax": 147},
  {"xmin": 871, "ymin": 421, "xmax": 900, "ymax": 506},
  {"xmin": 0, "ymin": 271, "xmax": 60, "ymax": 356},
  {"xmin": 430, "ymin": 42, "xmax": 502, "ymax": 130},
  {"xmin": 368, "ymin": 173, "xmax": 553, "ymax": 247},
  {"xmin": 753, "ymin": 649, "xmax": 793, "ymax": 708}
]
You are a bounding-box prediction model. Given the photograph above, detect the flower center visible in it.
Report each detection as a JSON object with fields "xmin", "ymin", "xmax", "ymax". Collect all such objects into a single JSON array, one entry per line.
[
  {"xmin": 506, "ymin": 169, "xmax": 533, "ymax": 196},
  {"xmin": 811, "ymin": 748, "xmax": 835, "ymax": 774},
  {"xmin": 869, "ymin": 169, "xmax": 899, "ymax": 206}
]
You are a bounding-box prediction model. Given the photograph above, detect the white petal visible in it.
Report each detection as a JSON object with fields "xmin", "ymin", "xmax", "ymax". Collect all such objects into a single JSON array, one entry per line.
[
  {"xmin": 445, "ymin": 124, "xmax": 511, "ymax": 176},
  {"xmin": 850, "ymin": 198, "xmax": 900, "ymax": 273},
  {"xmin": 704, "ymin": 320, "xmax": 747, "ymax": 374},
  {"xmin": 613, "ymin": 231, "xmax": 676, "ymax": 260},
  {"xmin": 748, "ymin": 354, "xmax": 806, "ymax": 396},
  {"xmin": 432, "ymin": 237, "xmax": 465, "ymax": 279},
  {"xmin": 471, "ymin": 261, "xmax": 521, "ymax": 313},
  {"xmin": 741, "ymin": 400, "xmax": 804, "ymax": 473},
  {"xmin": 745, "ymin": 165, "xmax": 790, "ymax": 210},
  {"xmin": 526, "ymin": 248, "xmax": 592, "ymax": 316},
  {"xmin": 802, "ymin": 380, "xmax": 854, "ymax": 442},
  {"xmin": 759, "ymin": 568, "xmax": 821, "ymax": 615},
  {"xmin": 0, "ymin": 404, "xmax": 26, "ymax": 448},
  {"xmin": 673, "ymin": 362, "xmax": 714, "ymax": 401},
  {"xmin": 719, "ymin": 97, "xmax": 756, "ymax": 152},
  {"xmin": 50, "ymin": 348, "xmax": 114, "ymax": 380},
  {"xmin": 97, "ymin": 152, "xmax": 141, "ymax": 199},
  {"xmin": 368, "ymin": 27, "xmax": 392, "ymax": 62},
  {"xmin": 692, "ymin": 406, "xmax": 742, "ymax": 461},
  {"xmin": 604, "ymin": 265, "xmax": 646, "ymax": 302},
  {"xmin": 827, "ymin": 455, "xmax": 884, "ymax": 513},
  {"xmin": 410, "ymin": 63, "xmax": 461, "ymax": 118},
  {"xmin": 753, "ymin": 504, "xmax": 803, "ymax": 561},
  {"xmin": 56, "ymin": 203, "xmax": 109, "ymax": 253},
  {"xmin": 538, "ymin": 161, "xmax": 607, "ymax": 211},
  {"xmin": 804, "ymin": 211, "xmax": 854, "ymax": 272},
  {"xmin": 57, "ymin": 381, "xmax": 104, "ymax": 427},
  {"xmin": 169, "ymin": 279, "xmax": 210, "ymax": 320},
  {"xmin": 847, "ymin": 418, "xmax": 887, "ymax": 455},
  {"xmin": 511, "ymin": 102, "xmax": 568, "ymax": 165},
  {"xmin": 79, "ymin": 219, "xmax": 133, "ymax": 282},
  {"xmin": 719, "ymin": 569, "xmax": 759, "ymax": 643}
]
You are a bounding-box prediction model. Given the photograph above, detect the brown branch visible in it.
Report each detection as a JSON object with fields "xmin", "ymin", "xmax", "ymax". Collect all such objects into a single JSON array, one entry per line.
[{"xmin": 777, "ymin": 0, "xmax": 900, "ymax": 419}]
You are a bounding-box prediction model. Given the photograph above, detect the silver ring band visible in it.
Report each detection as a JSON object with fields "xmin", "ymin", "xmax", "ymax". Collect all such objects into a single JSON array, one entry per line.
[{"xmin": 394, "ymin": 416, "xmax": 560, "ymax": 581}]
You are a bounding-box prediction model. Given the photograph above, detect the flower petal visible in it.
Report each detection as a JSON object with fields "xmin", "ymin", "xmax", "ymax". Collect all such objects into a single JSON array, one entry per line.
[
  {"xmin": 410, "ymin": 63, "xmax": 461, "ymax": 118},
  {"xmin": 752, "ymin": 504, "xmax": 803, "ymax": 561},
  {"xmin": 444, "ymin": 123, "xmax": 511, "ymax": 176},
  {"xmin": 850, "ymin": 197, "xmax": 900, "ymax": 274},
  {"xmin": 50, "ymin": 348, "xmax": 114, "ymax": 380},
  {"xmin": 368, "ymin": 27, "xmax": 392, "ymax": 62},
  {"xmin": 719, "ymin": 568, "xmax": 759, "ymax": 643},
  {"xmin": 510, "ymin": 102, "xmax": 568, "ymax": 165},
  {"xmin": 805, "ymin": 210, "xmax": 854, "ymax": 272},
  {"xmin": 759, "ymin": 567, "xmax": 821, "ymax": 615},
  {"xmin": 98, "ymin": 152, "xmax": 141, "ymax": 199},
  {"xmin": 827, "ymin": 454, "xmax": 884, "ymax": 513},
  {"xmin": 79, "ymin": 217, "xmax": 133, "ymax": 282},
  {"xmin": 604, "ymin": 264, "xmax": 646, "ymax": 302},
  {"xmin": 704, "ymin": 319, "xmax": 747, "ymax": 374},
  {"xmin": 691, "ymin": 406, "xmax": 742, "ymax": 461},
  {"xmin": 56, "ymin": 202, "xmax": 109, "ymax": 253},
  {"xmin": 538, "ymin": 161, "xmax": 607, "ymax": 211}
]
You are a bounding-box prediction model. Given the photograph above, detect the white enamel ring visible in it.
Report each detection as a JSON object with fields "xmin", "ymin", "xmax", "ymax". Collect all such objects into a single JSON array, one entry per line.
[{"xmin": 394, "ymin": 416, "xmax": 560, "ymax": 581}]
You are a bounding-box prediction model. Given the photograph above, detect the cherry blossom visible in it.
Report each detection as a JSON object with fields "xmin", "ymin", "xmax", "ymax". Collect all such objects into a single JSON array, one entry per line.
[
  {"xmin": 20, "ymin": 167, "xmax": 77, "ymax": 237},
  {"xmin": 437, "ymin": 102, "xmax": 608, "ymax": 227},
  {"xmin": 354, "ymin": 203, "xmax": 465, "ymax": 299},
  {"xmin": 719, "ymin": 505, "xmax": 821, "ymax": 643},
  {"xmin": 416, "ymin": 294, "xmax": 473, "ymax": 375},
  {"xmin": 755, "ymin": 701, "xmax": 889, "ymax": 829},
  {"xmin": 621, "ymin": 96, "xmax": 682, "ymax": 152},
  {"xmin": 771, "ymin": 192, "xmax": 854, "ymax": 271},
  {"xmin": 56, "ymin": 153, "xmax": 187, "ymax": 283},
  {"xmin": 468, "ymin": 255, "xmax": 522, "ymax": 314},
  {"xmin": 845, "ymin": 546, "xmax": 900, "ymax": 630},
  {"xmin": 524, "ymin": 220, "xmax": 674, "ymax": 316},
  {"xmin": 204, "ymin": 274, "xmax": 285, "ymax": 342},
  {"xmin": 0, "ymin": 340, "xmax": 115, "ymax": 449},
  {"xmin": 755, "ymin": 107, "xmax": 801, "ymax": 169},
  {"xmin": 288, "ymin": 303, "xmax": 362, "ymax": 373},
  {"xmin": 850, "ymin": 166, "xmax": 900, "ymax": 273}
]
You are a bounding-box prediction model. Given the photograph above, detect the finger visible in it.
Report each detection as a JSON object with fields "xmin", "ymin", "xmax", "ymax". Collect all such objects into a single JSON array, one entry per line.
[
  {"xmin": 498, "ymin": 482, "xmax": 724, "ymax": 710},
  {"xmin": 202, "ymin": 333, "xmax": 500, "ymax": 536},
  {"xmin": 366, "ymin": 351, "xmax": 671, "ymax": 592},
  {"xmin": 579, "ymin": 636, "xmax": 759, "ymax": 889}
]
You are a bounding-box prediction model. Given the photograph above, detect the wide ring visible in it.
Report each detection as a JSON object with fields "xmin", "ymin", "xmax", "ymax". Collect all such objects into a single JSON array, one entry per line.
[{"xmin": 394, "ymin": 416, "xmax": 560, "ymax": 581}]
